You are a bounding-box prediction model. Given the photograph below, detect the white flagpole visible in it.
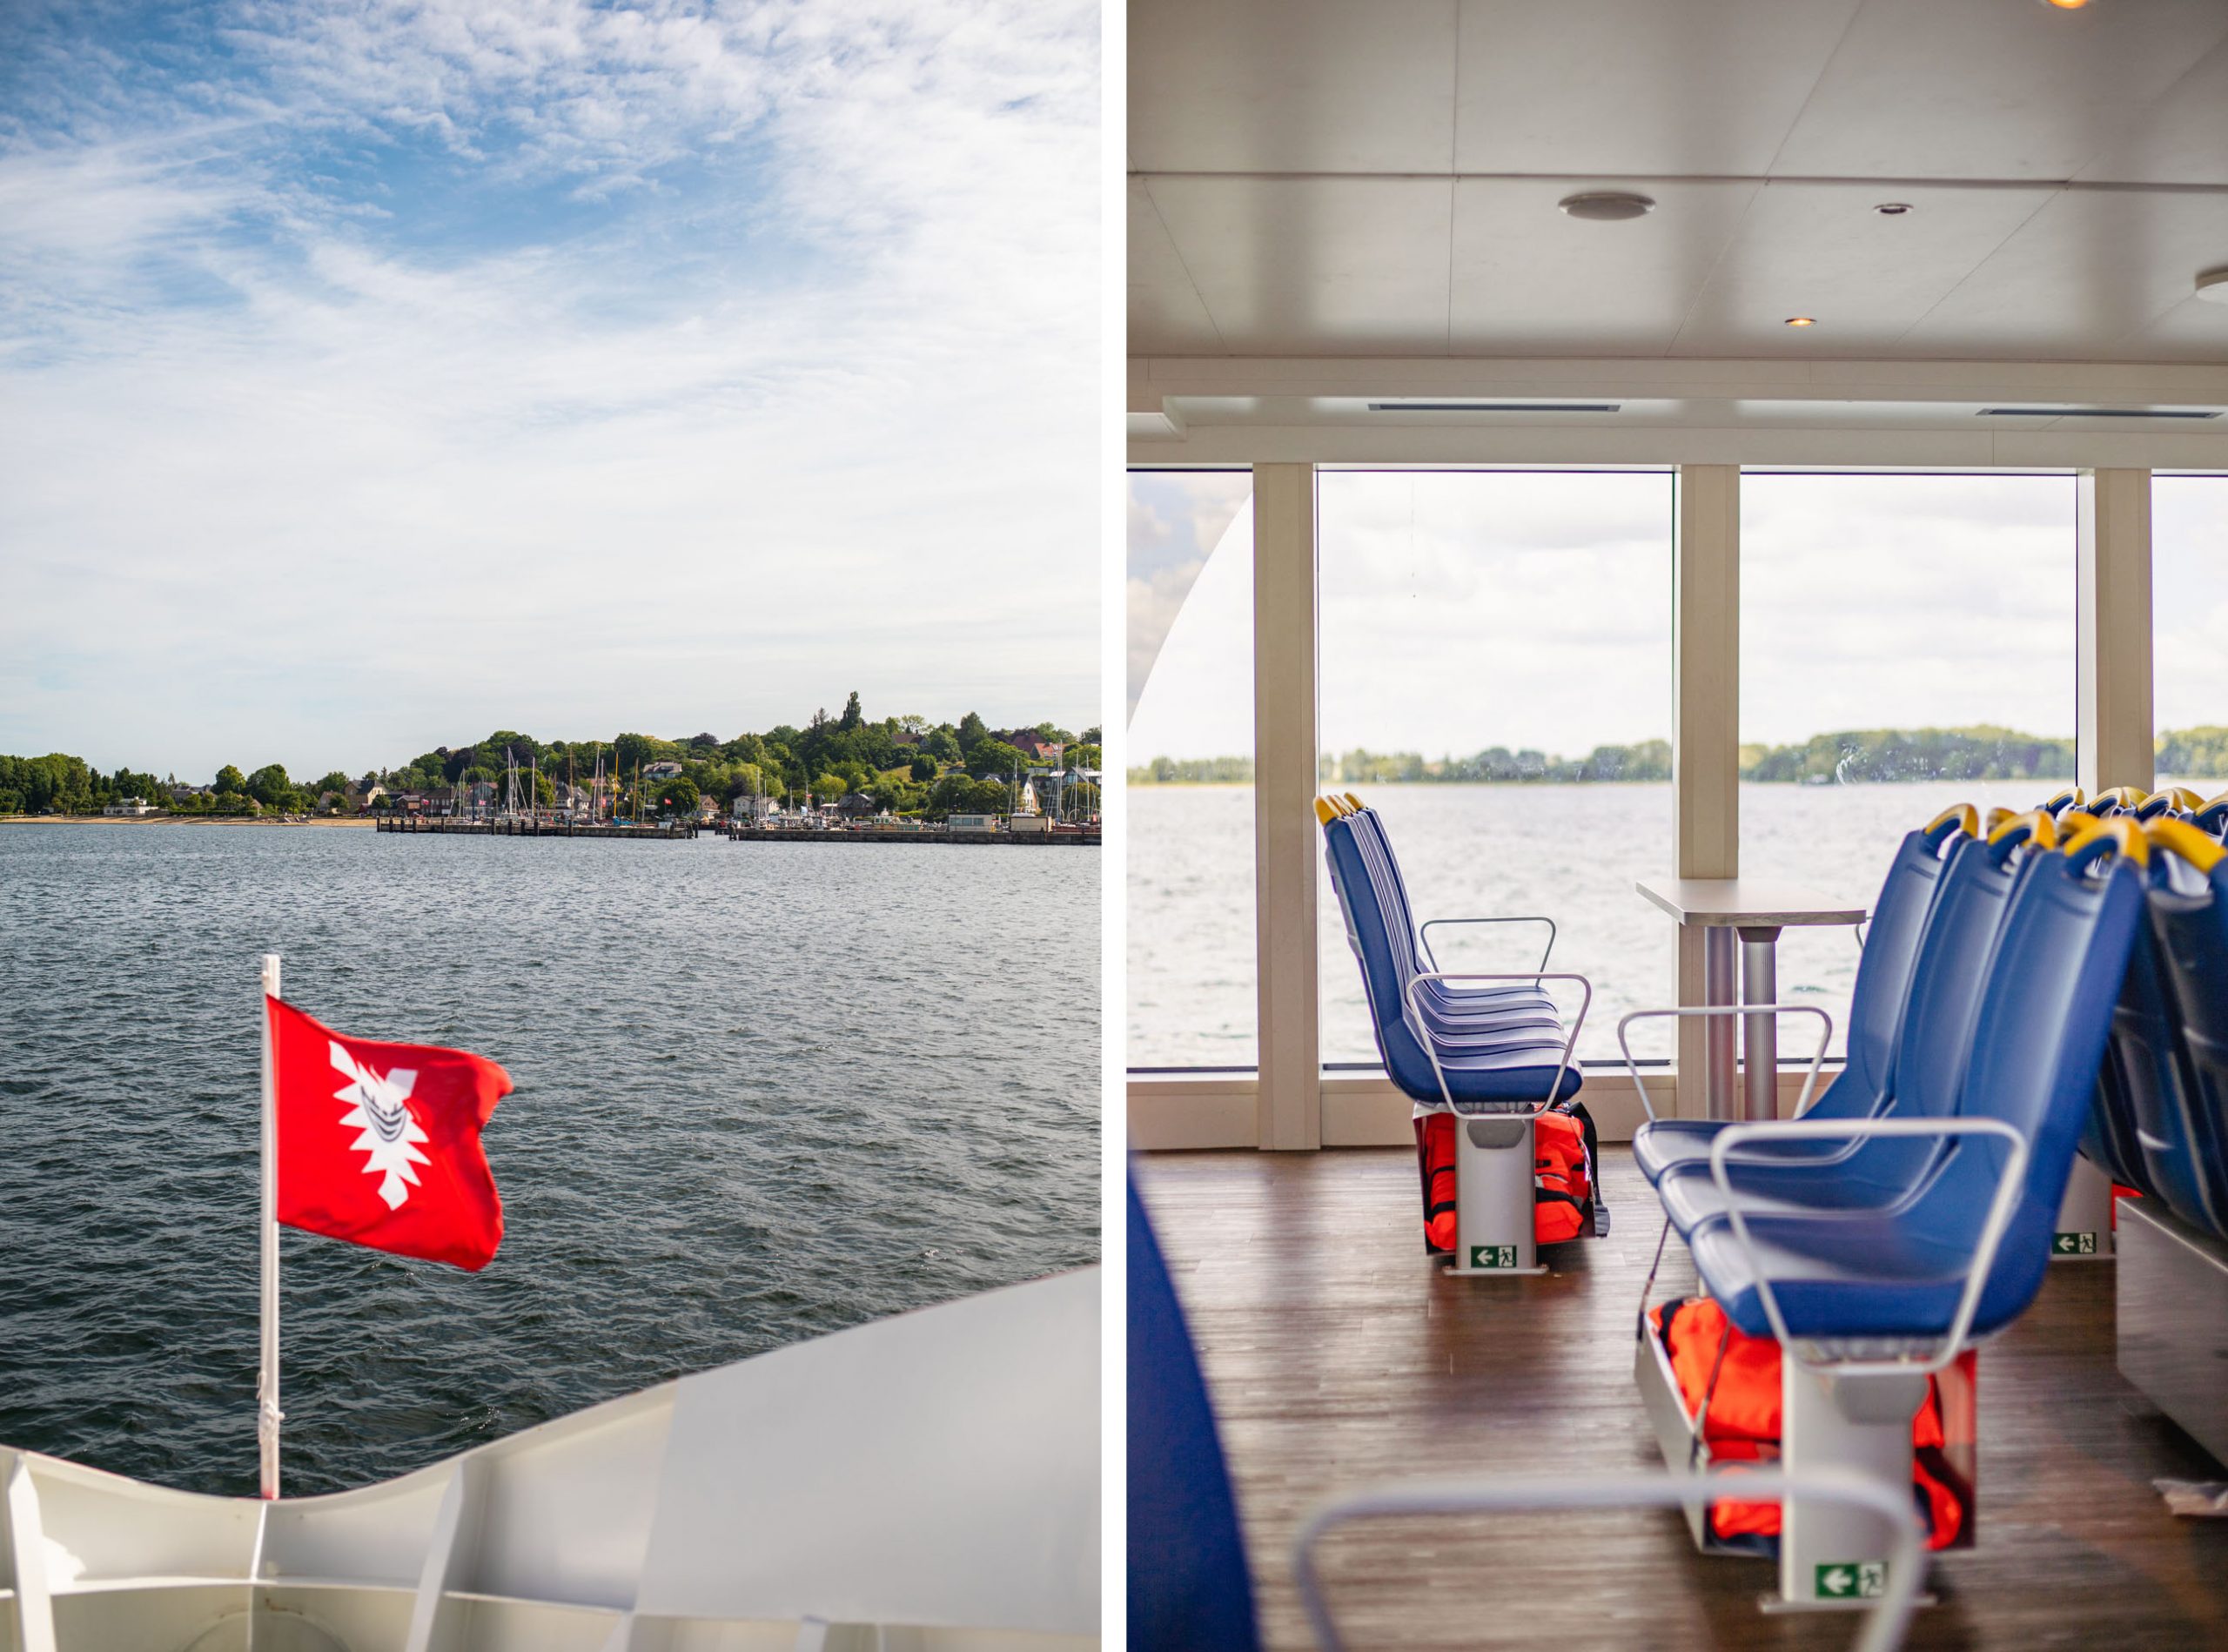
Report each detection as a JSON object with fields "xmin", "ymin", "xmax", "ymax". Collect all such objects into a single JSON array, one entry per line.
[{"xmin": 258, "ymin": 952, "xmax": 282, "ymax": 1501}]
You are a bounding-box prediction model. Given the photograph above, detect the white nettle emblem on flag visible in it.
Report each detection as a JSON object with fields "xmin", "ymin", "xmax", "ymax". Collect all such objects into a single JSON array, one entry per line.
[{"xmin": 329, "ymin": 1041, "xmax": 431, "ymax": 1210}]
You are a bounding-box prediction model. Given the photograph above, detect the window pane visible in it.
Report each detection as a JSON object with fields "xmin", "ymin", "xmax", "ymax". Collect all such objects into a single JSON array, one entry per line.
[
  {"xmin": 2153, "ymin": 474, "xmax": 2228, "ymax": 788},
  {"xmin": 1741, "ymin": 473, "xmax": 2077, "ymax": 1056},
  {"xmin": 1316, "ymin": 471, "xmax": 1675, "ymax": 1066},
  {"xmin": 1127, "ymin": 471, "xmax": 1255, "ymax": 1069}
]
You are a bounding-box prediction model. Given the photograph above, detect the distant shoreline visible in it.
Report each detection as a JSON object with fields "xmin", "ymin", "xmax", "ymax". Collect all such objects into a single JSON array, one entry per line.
[{"xmin": 0, "ymin": 815, "xmax": 375, "ymax": 828}]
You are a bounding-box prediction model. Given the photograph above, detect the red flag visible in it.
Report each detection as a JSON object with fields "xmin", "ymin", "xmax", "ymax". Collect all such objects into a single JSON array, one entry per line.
[{"xmin": 268, "ymin": 996, "xmax": 510, "ymax": 1271}]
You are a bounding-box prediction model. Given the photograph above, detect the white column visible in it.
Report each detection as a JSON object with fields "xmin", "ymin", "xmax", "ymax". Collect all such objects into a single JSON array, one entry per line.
[
  {"xmin": 1674, "ymin": 466, "xmax": 1741, "ymax": 1120},
  {"xmin": 1253, "ymin": 462, "xmax": 1322, "ymax": 1151},
  {"xmin": 2077, "ymin": 469, "xmax": 2154, "ymax": 798}
]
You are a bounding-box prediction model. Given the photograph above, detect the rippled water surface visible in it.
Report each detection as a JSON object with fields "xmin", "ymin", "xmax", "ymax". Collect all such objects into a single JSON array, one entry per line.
[
  {"xmin": 1130, "ymin": 780, "xmax": 2085, "ymax": 1069},
  {"xmin": 0, "ymin": 823, "xmax": 1098, "ymax": 1495}
]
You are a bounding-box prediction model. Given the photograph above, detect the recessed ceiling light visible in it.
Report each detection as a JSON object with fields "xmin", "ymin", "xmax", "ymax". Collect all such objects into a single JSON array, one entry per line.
[
  {"xmin": 1785, "ymin": 316, "xmax": 1817, "ymax": 327},
  {"xmin": 2042, "ymin": 0, "xmax": 2090, "ymax": 10},
  {"xmin": 2198, "ymin": 266, "xmax": 2228, "ymax": 306},
  {"xmin": 1876, "ymin": 202, "xmax": 1913, "ymax": 216},
  {"xmin": 1558, "ymin": 191, "xmax": 1655, "ymax": 222}
]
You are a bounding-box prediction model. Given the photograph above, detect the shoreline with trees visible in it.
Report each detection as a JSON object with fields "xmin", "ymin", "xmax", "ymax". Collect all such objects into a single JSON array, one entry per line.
[
  {"xmin": 2, "ymin": 695, "xmax": 1102, "ymax": 824},
  {"xmin": 1128, "ymin": 725, "xmax": 2228, "ymax": 787}
]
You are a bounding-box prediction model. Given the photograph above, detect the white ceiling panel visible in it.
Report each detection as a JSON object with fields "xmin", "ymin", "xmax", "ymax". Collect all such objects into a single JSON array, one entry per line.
[
  {"xmin": 1449, "ymin": 178, "xmax": 1758, "ymax": 355},
  {"xmin": 1772, "ymin": 0, "xmax": 2228, "ymax": 181},
  {"xmin": 1453, "ymin": 0, "xmax": 1859, "ymax": 177},
  {"xmin": 1899, "ymin": 189, "xmax": 2228, "ymax": 361},
  {"xmin": 1669, "ymin": 182, "xmax": 2057, "ymax": 357},
  {"xmin": 1128, "ymin": 179, "xmax": 1222, "ymax": 355},
  {"xmin": 2117, "ymin": 292, "xmax": 2228, "ymax": 364},
  {"xmin": 1127, "ymin": 0, "xmax": 1460, "ymax": 175},
  {"xmin": 1144, "ymin": 178, "xmax": 1456, "ymax": 356},
  {"xmin": 2077, "ymin": 37, "xmax": 2228, "ymax": 187}
]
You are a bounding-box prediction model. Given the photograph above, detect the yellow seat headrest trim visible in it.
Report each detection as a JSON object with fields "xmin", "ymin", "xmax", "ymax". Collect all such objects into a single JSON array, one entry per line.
[
  {"xmin": 1313, "ymin": 796, "xmax": 1339, "ymax": 826},
  {"xmin": 2097, "ymin": 784, "xmax": 2150, "ymax": 809},
  {"xmin": 1983, "ymin": 805, "xmax": 2017, "ymax": 834},
  {"xmin": 2163, "ymin": 785, "xmax": 2206, "ymax": 811},
  {"xmin": 2146, "ymin": 817, "xmax": 2226, "ymax": 873},
  {"xmin": 1928, "ymin": 802, "xmax": 1980, "ymax": 838},
  {"xmin": 1344, "ymin": 791, "xmax": 1365, "ymax": 813},
  {"xmin": 2063, "ymin": 814, "xmax": 2149, "ymax": 867},
  {"xmin": 1989, "ymin": 809, "xmax": 2057, "ymax": 850}
]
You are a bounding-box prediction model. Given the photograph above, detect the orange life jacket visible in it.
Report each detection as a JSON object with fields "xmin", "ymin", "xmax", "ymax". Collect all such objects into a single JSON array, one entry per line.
[
  {"xmin": 1413, "ymin": 1104, "xmax": 1599, "ymax": 1252},
  {"xmin": 1650, "ymin": 1296, "xmax": 1971, "ymax": 1549}
]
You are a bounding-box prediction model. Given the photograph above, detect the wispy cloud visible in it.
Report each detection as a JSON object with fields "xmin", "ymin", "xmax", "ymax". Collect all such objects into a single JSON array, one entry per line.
[{"xmin": 0, "ymin": 0, "xmax": 1099, "ymax": 778}]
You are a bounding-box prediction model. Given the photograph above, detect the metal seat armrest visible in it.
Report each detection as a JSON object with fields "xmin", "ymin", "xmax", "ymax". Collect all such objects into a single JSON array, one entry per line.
[
  {"xmin": 1706, "ymin": 1116, "xmax": 2030, "ymax": 1378},
  {"xmin": 1418, "ymin": 914, "xmax": 1557, "ymax": 974},
  {"xmin": 1294, "ymin": 1467, "xmax": 1923, "ymax": 1652},
  {"xmin": 1402, "ymin": 970, "xmax": 1591, "ymax": 1116},
  {"xmin": 1614, "ymin": 1004, "xmax": 1835, "ymax": 1125}
]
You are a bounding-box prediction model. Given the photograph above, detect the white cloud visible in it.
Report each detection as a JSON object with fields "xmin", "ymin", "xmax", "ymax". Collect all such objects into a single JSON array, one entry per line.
[{"xmin": 0, "ymin": 1, "xmax": 1098, "ymax": 778}]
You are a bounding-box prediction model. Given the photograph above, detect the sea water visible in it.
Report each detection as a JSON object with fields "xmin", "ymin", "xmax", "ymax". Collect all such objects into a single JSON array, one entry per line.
[
  {"xmin": 1129, "ymin": 779, "xmax": 2092, "ymax": 1070},
  {"xmin": 0, "ymin": 824, "xmax": 1097, "ymax": 1494}
]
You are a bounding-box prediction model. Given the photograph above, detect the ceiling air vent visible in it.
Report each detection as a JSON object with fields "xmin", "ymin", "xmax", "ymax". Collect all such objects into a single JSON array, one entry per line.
[
  {"xmin": 1367, "ymin": 402, "xmax": 1622, "ymax": 414},
  {"xmin": 1977, "ymin": 406, "xmax": 2222, "ymax": 420}
]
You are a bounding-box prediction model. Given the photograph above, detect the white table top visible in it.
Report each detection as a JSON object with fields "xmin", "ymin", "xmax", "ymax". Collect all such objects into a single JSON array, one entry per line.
[{"xmin": 1634, "ymin": 876, "xmax": 1869, "ymax": 929}]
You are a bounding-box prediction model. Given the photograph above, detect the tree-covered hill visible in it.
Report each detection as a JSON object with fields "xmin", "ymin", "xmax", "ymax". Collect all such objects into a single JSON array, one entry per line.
[
  {"xmin": 1, "ymin": 693, "xmax": 1102, "ymax": 820},
  {"xmin": 1130, "ymin": 725, "xmax": 2228, "ymax": 789}
]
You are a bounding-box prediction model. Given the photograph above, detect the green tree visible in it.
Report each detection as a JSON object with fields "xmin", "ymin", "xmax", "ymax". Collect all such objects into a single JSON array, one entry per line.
[
  {"xmin": 957, "ymin": 710, "xmax": 989, "ymax": 748},
  {"xmin": 970, "ymin": 740, "xmax": 1030, "ymax": 778},
  {"xmin": 813, "ymin": 770, "xmax": 849, "ymax": 799},
  {"xmin": 655, "ymin": 776, "xmax": 700, "ymax": 817},
  {"xmin": 214, "ymin": 765, "xmax": 247, "ymax": 796},
  {"xmin": 909, "ymin": 752, "xmax": 938, "ymax": 782},
  {"xmin": 840, "ymin": 691, "xmax": 864, "ymax": 731},
  {"xmin": 245, "ymin": 764, "xmax": 297, "ymax": 810}
]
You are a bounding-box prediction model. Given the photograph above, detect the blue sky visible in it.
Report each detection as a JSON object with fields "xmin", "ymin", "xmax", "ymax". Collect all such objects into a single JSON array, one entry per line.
[{"xmin": 1, "ymin": 0, "xmax": 1098, "ymax": 780}]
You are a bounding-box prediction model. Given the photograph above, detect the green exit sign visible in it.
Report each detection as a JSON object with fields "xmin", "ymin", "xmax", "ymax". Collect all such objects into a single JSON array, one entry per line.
[
  {"xmin": 1815, "ymin": 1561, "xmax": 1887, "ymax": 1600},
  {"xmin": 1468, "ymin": 1244, "xmax": 1519, "ymax": 1269},
  {"xmin": 2053, "ymin": 1231, "xmax": 2098, "ymax": 1255}
]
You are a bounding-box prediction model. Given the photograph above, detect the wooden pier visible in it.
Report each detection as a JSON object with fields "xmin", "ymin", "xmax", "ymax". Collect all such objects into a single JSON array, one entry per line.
[
  {"xmin": 376, "ymin": 816, "xmax": 699, "ymax": 839},
  {"xmin": 724, "ymin": 825, "xmax": 1099, "ymax": 846}
]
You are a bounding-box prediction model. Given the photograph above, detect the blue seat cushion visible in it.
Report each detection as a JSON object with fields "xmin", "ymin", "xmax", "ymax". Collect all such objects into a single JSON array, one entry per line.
[
  {"xmin": 1655, "ymin": 1145, "xmax": 1936, "ymax": 1234},
  {"xmin": 1688, "ymin": 1210, "xmax": 2007, "ymax": 1341},
  {"xmin": 1632, "ymin": 1118, "xmax": 1876, "ymax": 1185},
  {"xmin": 1426, "ymin": 1046, "xmax": 1585, "ymax": 1108}
]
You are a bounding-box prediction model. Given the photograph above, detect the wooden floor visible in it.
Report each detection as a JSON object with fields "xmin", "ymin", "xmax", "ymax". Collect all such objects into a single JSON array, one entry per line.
[{"xmin": 1137, "ymin": 1146, "xmax": 2228, "ymax": 1650}]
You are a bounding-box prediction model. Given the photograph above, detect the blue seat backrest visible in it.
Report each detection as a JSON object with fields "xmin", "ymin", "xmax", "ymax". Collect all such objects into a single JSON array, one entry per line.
[
  {"xmin": 2145, "ymin": 850, "xmax": 2228, "ymax": 1240},
  {"xmin": 1321, "ymin": 812, "xmax": 1436, "ymax": 1094},
  {"xmin": 1886, "ymin": 832, "xmax": 2032, "ymax": 1122},
  {"xmin": 2080, "ymin": 890, "xmax": 2177, "ymax": 1201},
  {"xmin": 1831, "ymin": 819, "xmax": 1963, "ymax": 1113},
  {"xmin": 1128, "ymin": 1179, "xmax": 1260, "ymax": 1652},
  {"xmin": 1920, "ymin": 840, "xmax": 2149, "ymax": 1328}
]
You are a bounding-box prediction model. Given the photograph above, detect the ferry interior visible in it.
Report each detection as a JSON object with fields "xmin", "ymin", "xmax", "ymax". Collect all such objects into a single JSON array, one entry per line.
[{"xmin": 1126, "ymin": 2, "xmax": 2228, "ymax": 1647}]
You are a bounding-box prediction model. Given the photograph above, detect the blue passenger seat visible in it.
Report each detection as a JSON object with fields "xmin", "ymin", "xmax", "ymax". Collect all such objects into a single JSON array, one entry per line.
[
  {"xmin": 1650, "ymin": 813, "xmax": 2049, "ymax": 1236},
  {"xmin": 1684, "ymin": 821, "xmax": 2150, "ymax": 1342},
  {"xmin": 1320, "ymin": 801, "xmax": 1583, "ymax": 1109},
  {"xmin": 1129, "ymin": 1178, "xmax": 1260, "ymax": 1652},
  {"xmin": 1630, "ymin": 807, "xmax": 1972, "ymax": 1187},
  {"xmin": 2134, "ymin": 820, "xmax": 2228, "ymax": 1241}
]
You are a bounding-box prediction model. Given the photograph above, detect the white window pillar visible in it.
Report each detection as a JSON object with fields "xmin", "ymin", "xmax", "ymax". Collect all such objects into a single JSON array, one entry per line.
[
  {"xmin": 2077, "ymin": 469, "xmax": 2154, "ymax": 798},
  {"xmin": 1252, "ymin": 462, "xmax": 1321, "ymax": 1150},
  {"xmin": 1673, "ymin": 465, "xmax": 1741, "ymax": 1117}
]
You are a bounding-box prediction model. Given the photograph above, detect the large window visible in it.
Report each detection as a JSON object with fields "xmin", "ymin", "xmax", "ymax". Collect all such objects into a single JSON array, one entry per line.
[
  {"xmin": 1740, "ymin": 473, "xmax": 2078, "ymax": 1056},
  {"xmin": 1127, "ymin": 471, "xmax": 1255, "ymax": 1069},
  {"xmin": 2152, "ymin": 474, "xmax": 2228, "ymax": 789},
  {"xmin": 1316, "ymin": 471, "xmax": 1676, "ymax": 1066}
]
